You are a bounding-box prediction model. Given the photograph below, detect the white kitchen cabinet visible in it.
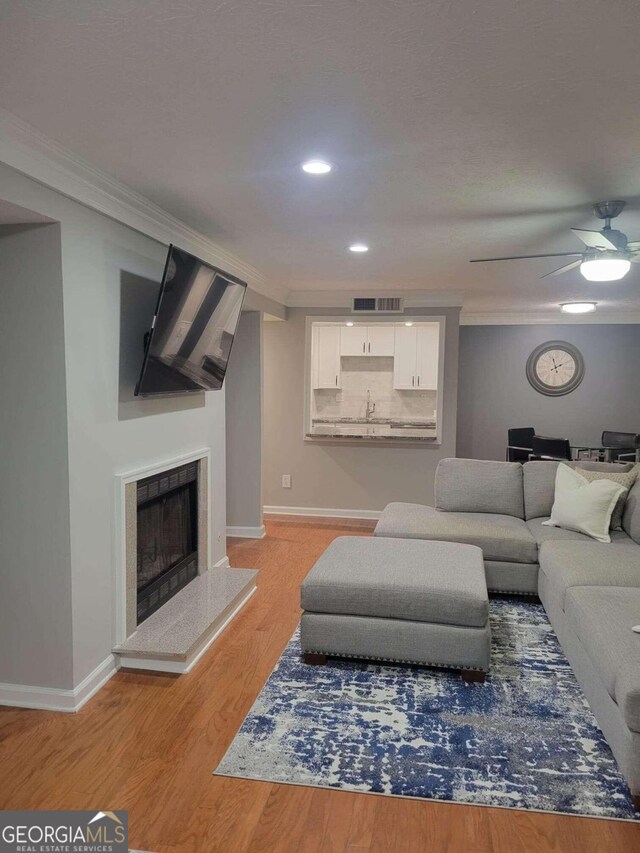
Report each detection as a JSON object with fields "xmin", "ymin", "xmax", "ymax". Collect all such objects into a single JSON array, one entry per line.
[
  {"xmin": 393, "ymin": 325, "xmax": 439, "ymax": 390},
  {"xmin": 313, "ymin": 325, "xmax": 341, "ymax": 389},
  {"xmin": 340, "ymin": 325, "xmax": 367, "ymax": 356},
  {"xmin": 416, "ymin": 324, "xmax": 439, "ymax": 389},
  {"xmin": 366, "ymin": 325, "xmax": 395, "ymax": 356},
  {"xmin": 340, "ymin": 325, "xmax": 396, "ymax": 356},
  {"xmin": 393, "ymin": 326, "xmax": 418, "ymax": 388}
]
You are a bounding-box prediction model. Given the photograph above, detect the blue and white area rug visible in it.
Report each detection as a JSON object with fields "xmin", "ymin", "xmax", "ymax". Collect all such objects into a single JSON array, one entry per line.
[{"xmin": 214, "ymin": 600, "xmax": 638, "ymax": 820}]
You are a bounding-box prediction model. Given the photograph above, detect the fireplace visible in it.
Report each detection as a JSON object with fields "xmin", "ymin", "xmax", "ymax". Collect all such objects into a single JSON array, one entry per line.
[{"xmin": 136, "ymin": 462, "xmax": 199, "ymax": 624}]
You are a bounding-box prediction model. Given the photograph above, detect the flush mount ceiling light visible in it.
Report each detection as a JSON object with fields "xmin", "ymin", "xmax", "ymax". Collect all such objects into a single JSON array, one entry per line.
[
  {"xmin": 580, "ymin": 253, "xmax": 631, "ymax": 281},
  {"xmin": 560, "ymin": 302, "xmax": 597, "ymax": 314},
  {"xmin": 348, "ymin": 243, "xmax": 369, "ymax": 253},
  {"xmin": 345, "ymin": 321, "xmax": 354, "ymax": 326},
  {"xmin": 301, "ymin": 160, "xmax": 332, "ymax": 174}
]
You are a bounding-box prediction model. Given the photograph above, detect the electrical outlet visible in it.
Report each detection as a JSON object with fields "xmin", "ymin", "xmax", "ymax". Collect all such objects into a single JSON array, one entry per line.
[{"xmin": 282, "ymin": 474, "xmax": 292, "ymax": 489}]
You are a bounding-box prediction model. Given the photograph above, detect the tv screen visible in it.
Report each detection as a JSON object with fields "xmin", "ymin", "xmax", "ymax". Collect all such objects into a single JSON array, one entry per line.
[{"xmin": 135, "ymin": 245, "xmax": 247, "ymax": 396}]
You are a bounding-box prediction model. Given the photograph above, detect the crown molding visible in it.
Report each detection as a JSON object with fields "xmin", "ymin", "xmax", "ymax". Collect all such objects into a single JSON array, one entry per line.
[
  {"xmin": 284, "ymin": 289, "xmax": 463, "ymax": 309},
  {"xmin": 460, "ymin": 310, "xmax": 640, "ymax": 325},
  {"xmin": 0, "ymin": 107, "xmax": 287, "ymax": 304}
]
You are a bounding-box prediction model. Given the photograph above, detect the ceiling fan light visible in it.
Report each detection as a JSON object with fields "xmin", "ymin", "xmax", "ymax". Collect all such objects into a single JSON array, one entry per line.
[
  {"xmin": 560, "ymin": 302, "xmax": 597, "ymax": 314},
  {"xmin": 580, "ymin": 256, "xmax": 630, "ymax": 281}
]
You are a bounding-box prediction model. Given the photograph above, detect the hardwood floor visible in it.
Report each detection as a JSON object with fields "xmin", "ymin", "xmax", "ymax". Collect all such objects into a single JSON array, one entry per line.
[{"xmin": 0, "ymin": 517, "xmax": 638, "ymax": 852}]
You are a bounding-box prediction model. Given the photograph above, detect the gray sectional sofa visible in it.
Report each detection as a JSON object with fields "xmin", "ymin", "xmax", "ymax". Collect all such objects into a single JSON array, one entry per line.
[{"xmin": 375, "ymin": 457, "xmax": 640, "ymax": 805}]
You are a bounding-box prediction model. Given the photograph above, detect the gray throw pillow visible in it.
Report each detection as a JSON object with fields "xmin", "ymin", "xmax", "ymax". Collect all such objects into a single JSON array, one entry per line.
[{"xmin": 576, "ymin": 466, "xmax": 638, "ymax": 530}]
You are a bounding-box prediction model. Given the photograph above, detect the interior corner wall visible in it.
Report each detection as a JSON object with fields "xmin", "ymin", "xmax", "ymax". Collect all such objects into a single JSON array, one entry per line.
[
  {"xmin": 225, "ymin": 310, "xmax": 263, "ymax": 531},
  {"xmin": 0, "ymin": 163, "xmax": 229, "ymax": 691},
  {"xmin": 457, "ymin": 323, "xmax": 640, "ymax": 461},
  {"xmin": 262, "ymin": 307, "xmax": 460, "ymax": 512},
  {"xmin": 0, "ymin": 222, "xmax": 75, "ymax": 688}
]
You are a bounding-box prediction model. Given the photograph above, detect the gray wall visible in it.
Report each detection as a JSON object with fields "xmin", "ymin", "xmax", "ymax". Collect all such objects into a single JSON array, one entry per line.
[
  {"xmin": 0, "ymin": 163, "xmax": 230, "ymax": 690},
  {"xmin": 0, "ymin": 223, "xmax": 74, "ymax": 688},
  {"xmin": 457, "ymin": 324, "xmax": 640, "ymax": 461},
  {"xmin": 225, "ymin": 310, "xmax": 263, "ymax": 531},
  {"xmin": 263, "ymin": 307, "xmax": 459, "ymax": 512}
]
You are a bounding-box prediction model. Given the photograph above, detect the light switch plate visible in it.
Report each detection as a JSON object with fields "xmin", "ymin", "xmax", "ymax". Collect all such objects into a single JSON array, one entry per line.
[{"xmin": 282, "ymin": 474, "xmax": 292, "ymax": 489}]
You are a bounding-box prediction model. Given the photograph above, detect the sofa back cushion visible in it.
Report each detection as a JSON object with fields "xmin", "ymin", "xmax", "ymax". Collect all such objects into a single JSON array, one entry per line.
[
  {"xmin": 622, "ymin": 473, "xmax": 640, "ymax": 544},
  {"xmin": 523, "ymin": 460, "xmax": 635, "ymax": 520},
  {"xmin": 435, "ymin": 458, "xmax": 524, "ymax": 518}
]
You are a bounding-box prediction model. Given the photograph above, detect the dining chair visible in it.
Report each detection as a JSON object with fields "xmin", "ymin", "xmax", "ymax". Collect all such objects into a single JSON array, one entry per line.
[
  {"xmin": 530, "ymin": 435, "xmax": 572, "ymax": 462},
  {"xmin": 506, "ymin": 427, "xmax": 535, "ymax": 463},
  {"xmin": 601, "ymin": 431, "xmax": 640, "ymax": 463}
]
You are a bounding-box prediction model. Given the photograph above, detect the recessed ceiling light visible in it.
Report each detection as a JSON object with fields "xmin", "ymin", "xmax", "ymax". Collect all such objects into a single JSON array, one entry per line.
[
  {"xmin": 345, "ymin": 321, "xmax": 354, "ymax": 326},
  {"xmin": 404, "ymin": 321, "xmax": 414, "ymax": 326},
  {"xmin": 301, "ymin": 160, "xmax": 332, "ymax": 174},
  {"xmin": 349, "ymin": 243, "xmax": 369, "ymax": 253},
  {"xmin": 560, "ymin": 302, "xmax": 597, "ymax": 314}
]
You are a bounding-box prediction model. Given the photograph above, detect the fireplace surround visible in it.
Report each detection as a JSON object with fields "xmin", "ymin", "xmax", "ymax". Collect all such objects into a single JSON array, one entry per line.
[{"xmin": 117, "ymin": 450, "xmax": 210, "ymax": 642}]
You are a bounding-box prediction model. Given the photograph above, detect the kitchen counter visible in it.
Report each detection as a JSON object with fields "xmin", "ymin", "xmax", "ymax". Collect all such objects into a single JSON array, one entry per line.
[{"xmin": 308, "ymin": 418, "xmax": 437, "ymax": 440}]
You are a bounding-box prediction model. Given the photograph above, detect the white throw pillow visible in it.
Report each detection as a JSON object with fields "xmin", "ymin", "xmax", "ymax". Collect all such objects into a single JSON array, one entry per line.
[{"xmin": 542, "ymin": 464, "xmax": 628, "ymax": 543}]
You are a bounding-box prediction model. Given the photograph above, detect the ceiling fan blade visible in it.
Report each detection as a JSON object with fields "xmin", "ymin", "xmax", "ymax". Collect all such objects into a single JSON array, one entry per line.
[
  {"xmin": 469, "ymin": 251, "xmax": 582, "ymax": 263},
  {"xmin": 541, "ymin": 259, "xmax": 582, "ymax": 279},
  {"xmin": 571, "ymin": 228, "xmax": 618, "ymax": 250},
  {"xmin": 626, "ymin": 241, "xmax": 640, "ymax": 251}
]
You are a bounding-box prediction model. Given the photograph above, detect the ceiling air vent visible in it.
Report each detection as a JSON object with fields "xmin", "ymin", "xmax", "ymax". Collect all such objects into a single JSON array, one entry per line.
[{"xmin": 351, "ymin": 297, "xmax": 404, "ymax": 314}]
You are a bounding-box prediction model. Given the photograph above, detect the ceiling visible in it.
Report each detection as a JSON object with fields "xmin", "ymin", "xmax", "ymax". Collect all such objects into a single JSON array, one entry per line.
[{"xmin": 1, "ymin": 0, "xmax": 640, "ymax": 314}]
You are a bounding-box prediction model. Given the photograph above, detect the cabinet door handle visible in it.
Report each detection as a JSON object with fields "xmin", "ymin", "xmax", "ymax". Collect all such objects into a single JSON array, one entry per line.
[
  {"xmin": 362, "ymin": 342, "xmax": 365, "ymax": 353},
  {"xmin": 412, "ymin": 376, "xmax": 414, "ymax": 386},
  {"xmin": 417, "ymin": 376, "xmax": 420, "ymax": 386},
  {"xmin": 368, "ymin": 342, "xmax": 371, "ymax": 353},
  {"xmin": 335, "ymin": 375, "xmax": 338, "ymax": 386}
]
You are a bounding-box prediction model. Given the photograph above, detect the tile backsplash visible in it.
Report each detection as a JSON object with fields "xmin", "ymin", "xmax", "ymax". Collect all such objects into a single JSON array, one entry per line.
[{"xmin": 313, "ymin": 357, "xmax": 436, "ymax": 421}]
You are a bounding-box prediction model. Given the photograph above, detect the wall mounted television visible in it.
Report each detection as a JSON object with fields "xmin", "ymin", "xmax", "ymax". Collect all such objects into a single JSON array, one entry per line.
[{"xmin": 135, "ymin": 245, "xmax": 247, "ymax": 396}]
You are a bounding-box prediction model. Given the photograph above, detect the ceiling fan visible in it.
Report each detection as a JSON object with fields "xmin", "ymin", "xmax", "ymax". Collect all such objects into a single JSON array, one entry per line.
[{"xmin": 470, "ymin": 200, "xmax": 640, "ymax": 281}]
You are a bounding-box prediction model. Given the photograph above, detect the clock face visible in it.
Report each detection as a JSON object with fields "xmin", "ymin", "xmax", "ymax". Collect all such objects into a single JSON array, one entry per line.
[{"xmin": 526, "ymin": 341, "xmax": 585, "ymax": 396}]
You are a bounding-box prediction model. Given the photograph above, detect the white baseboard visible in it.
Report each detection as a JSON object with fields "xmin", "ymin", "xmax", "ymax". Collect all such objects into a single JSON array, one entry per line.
[
  {"xmin": 116, "ymin": 583, "xmax": 257, "ymax": 674},
  {"xmin": 264, "ymin": 505, "xmax": 381, "ymax": 521},
  {"xmin": 226, "ymin": 524, "xmax": 266, "ymax": 539},
  {"xmin": 213, "ymin": 554, "xmax": 231, "ymax": 568},
  {"xmin": 0, "ymin": 654, "xmax": 117, "ymax": 713}
]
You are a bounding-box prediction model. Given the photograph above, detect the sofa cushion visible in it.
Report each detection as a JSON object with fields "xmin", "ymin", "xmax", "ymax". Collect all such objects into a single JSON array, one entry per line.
[
  {"xmin": 523, "ymin": 460, "xmax": 635, "ymax": 521},
  {"xmin": 300, "ymin": 536, "xmax": 488, "ymax": 628},
  {"xmin": 375, "ymin": 503, "xmax": 537, "ymax": 563},
  {"xmin": 623, "ymin": 476, "xmax": 640, "ymax": 545},
  {"xmin": 526, "ymin": 516, "xmax": 593, "ymax": 546},
  {"xmin": 538, "ymin": 539, "xmax": 640, "ymax": 611},
  {"xmin": 435, "ymin": 458, "xmax": 524, "ymax": 519},
  {"xmin": 564, "ymin": 587, "xmax": 640, "ymax": 732}
]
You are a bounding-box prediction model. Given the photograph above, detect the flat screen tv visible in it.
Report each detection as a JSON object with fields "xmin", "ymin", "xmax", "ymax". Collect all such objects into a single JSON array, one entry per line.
[{"xmin": 135, "ymin": 245, "xmax": 247, "ymax": 396}]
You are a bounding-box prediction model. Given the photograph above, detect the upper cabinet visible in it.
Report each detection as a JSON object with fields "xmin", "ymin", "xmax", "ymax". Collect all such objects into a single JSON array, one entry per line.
[
  {"xmin": 393, "ymin": 325, "xmax": 439, "ymax": 390},
  {"xmin": 312, "ymin": 325, "xmax": 341, "ymax": 389},
  {"xmin": 340, "ymin": 325, "xmax": 395, "ymax": 357}
]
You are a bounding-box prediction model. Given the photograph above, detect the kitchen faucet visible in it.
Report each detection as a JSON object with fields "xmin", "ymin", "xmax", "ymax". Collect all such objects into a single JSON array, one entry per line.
[{"xmin": 365, "ymin": 389, "xmax": 376, "ymax": 421}]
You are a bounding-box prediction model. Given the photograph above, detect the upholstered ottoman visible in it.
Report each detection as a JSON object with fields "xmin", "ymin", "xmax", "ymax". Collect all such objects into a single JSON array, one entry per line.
[{"xmin": 300, "ymin": 536, "xmax": 490, "ymax": 681}]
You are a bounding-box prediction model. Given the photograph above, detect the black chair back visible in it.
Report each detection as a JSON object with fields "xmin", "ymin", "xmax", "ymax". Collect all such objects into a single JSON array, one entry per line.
[
  {"xmin": 507, "ymin": 427, "xmax": 535, "ymax": 462},
  {"xmin": 530, "ymin": 435, "xmax": 572, "ymax": 461},
  {"xmin": 601, "ymin": 431, "xmax": 640, "ymax": 462}
]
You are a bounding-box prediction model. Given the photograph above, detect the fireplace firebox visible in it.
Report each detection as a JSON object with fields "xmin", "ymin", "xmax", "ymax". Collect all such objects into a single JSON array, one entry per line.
[{"xmin": 136, "ymin": 462, "xmax": 199, "ymax": 624}]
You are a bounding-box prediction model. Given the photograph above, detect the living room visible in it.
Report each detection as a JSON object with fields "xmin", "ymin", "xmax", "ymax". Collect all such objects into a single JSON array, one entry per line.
[{"xmin": 1, "ymin": 2, "xmax": 640, "ymax": 852}]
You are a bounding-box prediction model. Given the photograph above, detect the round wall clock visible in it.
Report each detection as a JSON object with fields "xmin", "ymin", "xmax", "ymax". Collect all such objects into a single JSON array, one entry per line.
[{"xmin": 526, "ymin": 340, "xmax": 585, "ymax": 396}]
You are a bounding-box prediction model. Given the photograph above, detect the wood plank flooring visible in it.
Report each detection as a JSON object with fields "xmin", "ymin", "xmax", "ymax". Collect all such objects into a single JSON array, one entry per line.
[{"xmin": 0, "ymin": 517, "xmax": 638, "ymax": 852}]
